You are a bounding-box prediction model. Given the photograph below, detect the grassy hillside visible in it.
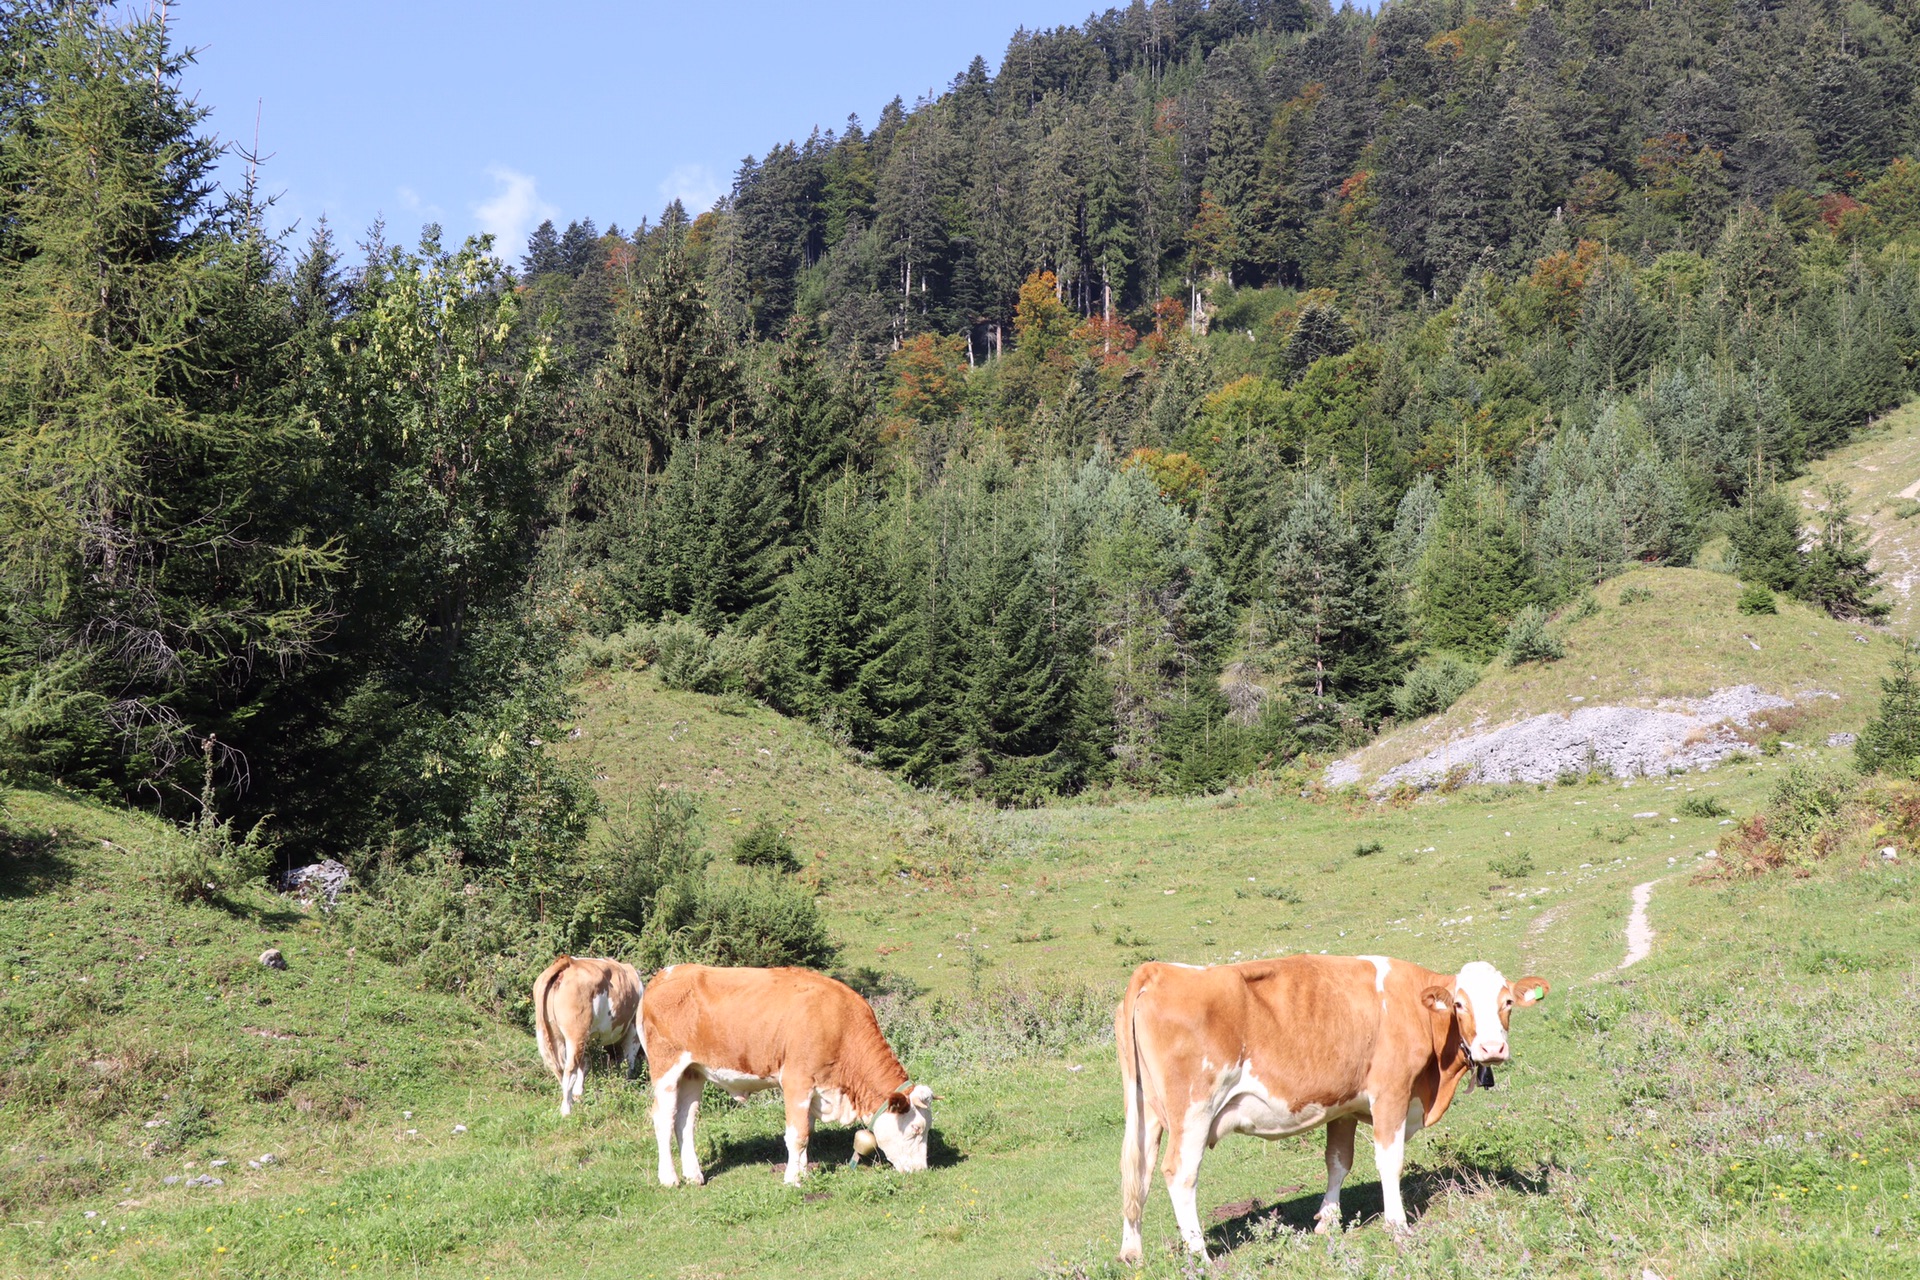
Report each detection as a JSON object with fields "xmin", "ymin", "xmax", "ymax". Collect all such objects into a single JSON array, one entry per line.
[
  {"xmin": 1338, "ymin": 566, "xmax": 1892, "ymax": 789},
  {"xmin": 6, "ymin": 623, "xmax": 1920, "ymax": 1277}
]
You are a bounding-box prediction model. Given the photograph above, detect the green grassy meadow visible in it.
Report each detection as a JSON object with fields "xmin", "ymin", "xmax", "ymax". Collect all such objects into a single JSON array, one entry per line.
[{"xmin": 7, "ymin": 599, "xmax": 1920, "ymax": 1278}]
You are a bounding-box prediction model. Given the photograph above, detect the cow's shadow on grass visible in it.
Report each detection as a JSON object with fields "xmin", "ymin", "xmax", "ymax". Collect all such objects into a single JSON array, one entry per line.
[
  {"xmin": 1206, "ymin": 1161, "xmax": 1553, "ymax": 1254},
  {"xmin": 705, "ymin": 1123, "xmax": 966, "ymax": 1181},
  {"xmin": 0, "ymin": 826, "xmax": 78, "ymax": 899}
]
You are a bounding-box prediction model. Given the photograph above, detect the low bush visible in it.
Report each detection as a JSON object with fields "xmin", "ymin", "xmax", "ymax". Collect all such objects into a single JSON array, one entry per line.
[
  {"xmin": 1618, "ymin": 583, "xmax": 1655, "ymax": 604},
  {"xmin": 1488, "ymin": 851, "xmax": 1535, "ymax": 880},
  {"xmin": 1716, "ymin": 760, "xmax": 1857, "ymax": 874},
  {"xmin": 654, "ymin": 870, "xmax": 838, "ymax": 969},
  {"xmin": 1391, "ymin": 654, "xmax": 1481, "ymax": 720},
  {"xmin": 1352, "ymin": 839, "xmax": 1383, "ymax": 857},
  {"xmin": 731, "ymin": 816, "xmax": 801, "ymax": 872},
  {"xmin": 1678, "ymin": 793, "xmax": 1731, "ymax": 818},
  {"xmin": 1503, "ymin": 606, "xmax": 1565, "ymax": 666},
  {"xmin": 571, "ymin": 618, "xmax": 770, "ymax": 695},
  {"xmin": 154, "ymin": 744, "xmax": 275, "ymax": 905},
  {"xmin": 1736, "ymin": 582, "xmax": 1778, "ymax": 614}
]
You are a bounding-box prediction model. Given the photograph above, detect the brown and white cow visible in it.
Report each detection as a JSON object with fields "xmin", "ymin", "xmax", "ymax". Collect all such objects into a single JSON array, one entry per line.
[
  {"xmin": 531, "ymin": 955, "xmax": 645, "ymax": 1116},
  {"xmin": 642, "ymin": 964, "xmax": 934, "ymax": 1187},
  {"xmin": 1116, "ymin": 955, "xmax": 1548, "ymax": 1262}
]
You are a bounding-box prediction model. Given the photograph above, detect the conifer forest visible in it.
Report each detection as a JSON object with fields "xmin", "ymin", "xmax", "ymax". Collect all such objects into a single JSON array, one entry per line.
[{"xmin": 6, "ymin": 0, "xmax": 1920, "ymax": 967}]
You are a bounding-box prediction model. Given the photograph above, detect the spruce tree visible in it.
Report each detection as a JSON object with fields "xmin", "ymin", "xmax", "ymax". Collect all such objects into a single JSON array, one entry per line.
[
  {"xmin": 1414, "ymin": 470, "xmax": 1532, "ymax": 661},
  {"xmin": 1856, "ymin": 641, "xmax": 1920, "ymax": 778},
  {"xmin": 1270, "ymin": 473, "xmax": 1406, "ymax": 726},
  {"xmin": 1727, "ymin": 480, "xmax": 1805, "ymax": 594},
  {"xmin": 0, "ymin": 4, "xmax": 333, "ymax": 787},
  {"xmin": 1799, "ymin": 480, "xmax": 1889, "ymax": 622}
]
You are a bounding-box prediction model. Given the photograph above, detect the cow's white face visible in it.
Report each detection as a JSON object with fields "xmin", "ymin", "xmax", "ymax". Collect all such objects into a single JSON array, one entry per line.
[
  {"xmin": 870, "ymin": 1083, "xmax": 933, "ymax": 1172},
  {"xmin": 1435, "ymin": 961, "xmax": 1549, "ymax": 1065}
]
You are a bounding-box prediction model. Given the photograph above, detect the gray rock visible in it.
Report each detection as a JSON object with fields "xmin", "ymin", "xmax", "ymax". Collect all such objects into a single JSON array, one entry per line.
[
  {"xmin": 1347, "ymin": 685, "xmax": 1796, "ymax": 793},
  {"xmin": 258, "ymin": 949, "xmax": 287, "ymax": 971},
  {"xmin": 1881, "ymin": 847, "xmax": 1900, "ymax": 863},
  {"xmin": 162, "ymin": 1176, "xmax": 180, "ymax": 1186},
  {"xmin": 279, "ymin": 859, "xmax": 350, "ymax": 907},
  {"xmin": 256, "ymin": 1153, "xmax": 276, "ymax": 1165},
  {"xmin": 1828, "ymin": 732, "xmax": 1858, "ymax": 748},
  {"xmin": 184, "ymin": 1174, "xmax": 223, "ymax": 1189},
  {"xmin": 208, "ymin": 1159, "xmax": 228, "ymax": 1168}
]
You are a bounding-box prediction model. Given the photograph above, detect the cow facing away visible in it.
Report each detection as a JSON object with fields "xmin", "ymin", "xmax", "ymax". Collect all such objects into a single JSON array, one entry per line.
[
  {"xmin": 531, "ymin": 956, "xmax": 645, "ymax": 1116},
  {"xmin": 642, "ymin": 964, "xmax": 933, "ymax": 1187},
  {"xmin": 1116, "ymin": 955, "xmax": 1548, "ymax": 1263}
]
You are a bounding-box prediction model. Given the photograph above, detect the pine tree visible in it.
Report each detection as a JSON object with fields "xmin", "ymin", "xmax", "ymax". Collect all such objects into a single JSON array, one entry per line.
[
  {"xmin": 1799, "ymin": 480, "xmax": 1889, "ymax": 622},
  {"xmin": 0, "ymin": 4, "xmax": 335, "ymax": 787},
  {"xmin": 1269, "ymin": 473, "xmax": 1405, "ymax": 723},
  {"xmin": 1856, "ymin": 641, "xmax": 1920, "ymax": 778},
  {"xmin": 1726, "ymin": 480, "xmax": 1804, "ymax": 594},
  {"xmin": 1414, "ymin": 470, "xmax": 1533, "ymax": 661},
  {"xmin": 581, "ymin": 240, "xmax": 740, "ymax": 524}
]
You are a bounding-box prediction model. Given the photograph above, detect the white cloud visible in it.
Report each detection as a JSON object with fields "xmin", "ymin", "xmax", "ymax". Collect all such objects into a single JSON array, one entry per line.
[
  {"xmin": 472, "ymin": 166, "xmax": 558, "ymax": 264},
  {"xmin": 657, "ymin": 163, "xmax": 727, "ymax": 215}
]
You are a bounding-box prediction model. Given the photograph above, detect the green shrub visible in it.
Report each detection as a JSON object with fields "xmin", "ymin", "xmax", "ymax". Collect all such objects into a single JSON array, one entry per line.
[
  {"xmin": 570, "ymin": 618, "xmax": 770, "ymax": 695},
  {"xmin": 1765, "ymin": 760, "xmax": 1855, "ymax": 846},
  {"xmin": 1893, "ymin": 498, "xmax": 1920, "ymax": 520},
  {"xmin": 154, "ymin": 743, "xmax": 274, "ymax": 905},
  {"xmin": 1391, "ymin": 654, "xmax": 1481, "ymax": 720},
  {"xmin": 344, "ymin": 864, "xmax": 564, "ymax": 1020},
  {"xmin": 656, "ymin": 870, "xmax": 838, "ymax": 969},
  {"xmin": 1503, "ymin": 606, "xmax": 1565, "ymax": 666},
  {"xmin": 1488, "ymin": 851, "xmax": 1535, "ymax": 880},
  {"xmin": 1737, "ymin": 583, "xmax": 1778, "ymax": 615},
  {"xmin": 1567, "ymin": 592, "xmax": 1602, "ymax": 622},
  {"xmin": 1678, "ymin": 794, "xmax": 1731, "ymax": 818},
  {"xmin": 1257, "ymin": 882, "xmax": 1303, "ymax": 903},
  {"xmin": 1618, "ymin": 583, "xmax": 1655, "ymax": 604},
  {"xmin": 1352, "ymin": 839, "xmax": 1383, "ymax": 857},
  {"xmin": 732, "ymin": 816, "xmax": 801, "ymax": 873}
]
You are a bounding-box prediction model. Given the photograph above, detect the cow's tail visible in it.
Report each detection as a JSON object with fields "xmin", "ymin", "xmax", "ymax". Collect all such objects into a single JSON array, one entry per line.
[
  {"xmin": 1117, "ymin": 972, "xmax": 1155, "ymax": 1259},
  {"xmin": 533, "ymin": 955, "xmax": 572, "ymax": 1078}
]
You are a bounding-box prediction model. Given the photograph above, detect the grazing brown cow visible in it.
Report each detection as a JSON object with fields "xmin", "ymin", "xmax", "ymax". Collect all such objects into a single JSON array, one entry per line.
[
  {"xmin": 531, "ymin": 955, "xmax": 645, "ymax": 1116},
  {"xmin": 642, "ymin": 964, "xmax": 933, "ymax": 1187},
  {"xmin": 1116, "ymin": 955, "xmax": 1548, "ymax": 1262}
]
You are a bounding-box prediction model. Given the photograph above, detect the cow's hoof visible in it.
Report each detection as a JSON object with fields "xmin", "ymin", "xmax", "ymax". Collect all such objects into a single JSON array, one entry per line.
[
  {"xmin": 1117, "ymin": 1246, "xmax": 1142, "ymax": 1267},
  {"xmin": 657, "ymin": 1174, "xmax": 679, "ymax": 1188},
  {"xmin": 683, "ymin": 1172, "xmax": 705, "ymax": 1187}
]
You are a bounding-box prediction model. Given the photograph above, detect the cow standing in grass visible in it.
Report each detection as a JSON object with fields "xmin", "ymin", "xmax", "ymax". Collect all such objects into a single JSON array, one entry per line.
[
  {"xmin": 642, "ymin": 965, "xmax": 933, "ymax": 1186},
  {"xmin": 532, "ymin": 956, "xmax": 645, "ymax": 1116},
  {"xmin": 1116, "ymin": 955, "xmax": 1548, "ymax": 1263}
]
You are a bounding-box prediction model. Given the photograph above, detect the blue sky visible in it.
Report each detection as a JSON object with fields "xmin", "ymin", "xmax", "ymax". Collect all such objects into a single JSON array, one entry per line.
[{"xmin": 171, "ymin": 1, "xmax": 1102, "ymax": 262}]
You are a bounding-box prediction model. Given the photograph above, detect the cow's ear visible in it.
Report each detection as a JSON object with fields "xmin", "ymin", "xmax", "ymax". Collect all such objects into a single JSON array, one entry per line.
[
  {"xmin": 1419, "ymin": 985, "xmax": 1452, "ymax": 1015},
  {"xmin": 885, "ymin": 1091, "xmax": 912, "ymax": 1115},
  {"xmin": 1512, "ymin": 977, "xmax": 1550, "ymax": 1006}
]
